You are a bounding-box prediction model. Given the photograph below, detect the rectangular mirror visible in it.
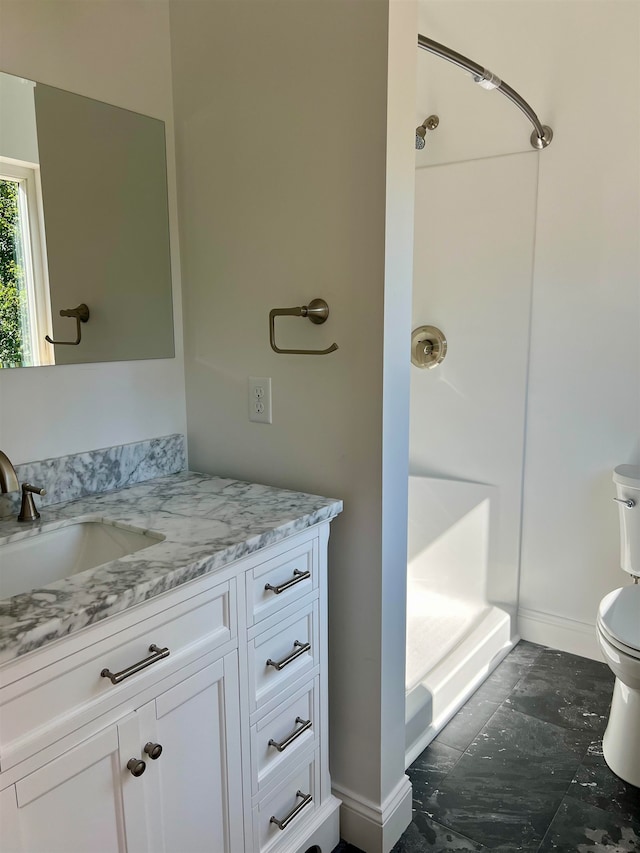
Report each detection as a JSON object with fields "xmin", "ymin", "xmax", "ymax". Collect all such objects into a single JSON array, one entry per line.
[{"xmin": 0, "ymin": 72, "xmax": 175, "ymax": 368}]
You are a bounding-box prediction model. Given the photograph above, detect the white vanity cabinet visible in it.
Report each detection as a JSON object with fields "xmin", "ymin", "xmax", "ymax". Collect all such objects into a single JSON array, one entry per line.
[
  {"xmin": 0, "ymin": 719, "xmax": 143, "ymax": 853},
  {"xmin": 0, "ymin": 579, "xmax": 243, "ymax": 853},
  {"xmin": 1, "ymin": 654, "xmax": 243, "ymax": 853},
  {"xmin": 135, "ymin": 655, "xmax": 244, "ymax": 853},
  {"xmin": 0, "ymin": 521, "xmax": 340, "ymax": 853}
]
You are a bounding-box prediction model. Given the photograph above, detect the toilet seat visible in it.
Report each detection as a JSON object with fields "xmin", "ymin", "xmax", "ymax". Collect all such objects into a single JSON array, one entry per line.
[
  {"xmin": 598, "ymin": 586, "xmax": 640, "ymax": 656},
  {"xmin": 598, "ymin": 618, "xmax": 640, "ymax": 660}
]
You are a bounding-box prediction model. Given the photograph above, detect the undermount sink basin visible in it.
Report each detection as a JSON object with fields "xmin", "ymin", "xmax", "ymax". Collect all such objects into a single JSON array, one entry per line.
[{"xmin": 0, "ymin": 521, "xmax": 164, "ymax": 599}]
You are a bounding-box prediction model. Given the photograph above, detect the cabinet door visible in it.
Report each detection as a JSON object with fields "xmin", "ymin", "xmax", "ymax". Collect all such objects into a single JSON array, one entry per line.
[
  {"xmin": 139, "ymin": 651, "xmax": 244, "ymax": 853},
  {"xmin": 0, "ymin": 716, "xmax": 148, "ymax": 853}
]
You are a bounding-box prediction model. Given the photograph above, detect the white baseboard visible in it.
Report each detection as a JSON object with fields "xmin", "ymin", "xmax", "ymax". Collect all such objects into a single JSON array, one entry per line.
[
  {"xmin": 332, "ymin": 775, "xmax": 412, "ymax": 853},
  {"xmin": 517, "ymin": 607, "xmax": 603, "ymax": 661}
]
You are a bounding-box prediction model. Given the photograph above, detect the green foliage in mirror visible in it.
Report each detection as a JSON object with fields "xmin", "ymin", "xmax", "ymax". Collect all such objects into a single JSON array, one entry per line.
[{"xmin": 0, "ymin": 179, "xmax": 25, "ymax": 367}]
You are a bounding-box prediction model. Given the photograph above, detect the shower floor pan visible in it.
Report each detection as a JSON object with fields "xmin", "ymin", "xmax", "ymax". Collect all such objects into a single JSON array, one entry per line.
[{"xmin": 405, "ymin": 579, "xmax": 512, "ymax": 768}]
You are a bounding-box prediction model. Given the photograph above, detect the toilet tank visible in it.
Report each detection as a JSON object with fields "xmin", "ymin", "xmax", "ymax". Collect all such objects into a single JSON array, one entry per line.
[{"xmin": 613, "ymin": 465, "xmax": 640, "ymax": 577}]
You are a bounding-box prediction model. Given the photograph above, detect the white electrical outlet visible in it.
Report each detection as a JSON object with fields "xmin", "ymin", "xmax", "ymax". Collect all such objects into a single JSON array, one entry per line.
[{"xmin": 248, "ymin": 377, "xmax": 272, "ymax": 424}]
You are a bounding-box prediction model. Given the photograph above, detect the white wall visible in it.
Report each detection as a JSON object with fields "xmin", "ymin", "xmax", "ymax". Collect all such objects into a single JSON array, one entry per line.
[
  {"xmin": 0, "ymin": 74, "xmax": 38, "ymax": 164},
  {"xmin": 519, "ymin": 0, "xmax": 640, "ymax": 655},
  {"xmin": 0, "ymin": 0, "xmax": 186, "ymax": 463},
  {"xmin": 169, "ymin": 0, "xmax": 415, "ymax": 849},
  {"xmin": 416, "ymin": 0, "xmax": 640, "ymax": 658}
]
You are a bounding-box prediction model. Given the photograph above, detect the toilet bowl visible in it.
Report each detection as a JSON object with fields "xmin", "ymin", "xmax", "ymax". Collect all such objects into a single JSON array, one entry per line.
[
  {"xmin": 596, "ymin": 585, "xmax": 640, "ymax": 787},
  {"xmin": 596, "ymin": 465, "xmax": 640, "ymax": 788}
]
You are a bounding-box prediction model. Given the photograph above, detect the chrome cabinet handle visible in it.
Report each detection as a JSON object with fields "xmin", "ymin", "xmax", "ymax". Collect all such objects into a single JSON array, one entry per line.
[
  {"xmin": 265, "ymin": 569, "xmax": 311, "ymax": 595},
  {"xmin": 268, "ymin": 717, "xmax": 312, "ymax": 752},
  {"xmin": 266, "ymin": 640, "xmax": 311, "ymax": 672},
  {"xmin": 100, "ymin": 644, "xmax": 170, "ymax": 685},
  {"xmin": 144, "ymin": 742, "xmax": 163, "ymax": 760},
  {"xmin": 126, "ymin": 758, "xmax": 146, "ymax": 777},
  {"xmin": 269, "ymin": 791, "xmax": 313, "ymax": 830},
  {"xmin": 614, "ymin": 497, "xmax": 636, "ymax": 508}
]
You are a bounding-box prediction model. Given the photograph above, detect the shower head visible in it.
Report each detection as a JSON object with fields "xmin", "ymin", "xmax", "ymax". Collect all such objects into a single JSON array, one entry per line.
[{"xmin": 415, "ymin": 115, "xmax": 439, "ymax": 150}]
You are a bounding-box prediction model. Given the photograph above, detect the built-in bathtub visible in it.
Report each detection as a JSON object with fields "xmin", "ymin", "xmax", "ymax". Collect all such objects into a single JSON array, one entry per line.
[{"xmin": 405, "ymin": 475, "xmax": 515, "ymax": 767}]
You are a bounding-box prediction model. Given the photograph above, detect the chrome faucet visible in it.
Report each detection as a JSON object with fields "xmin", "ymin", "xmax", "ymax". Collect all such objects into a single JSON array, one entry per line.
[{"xmin": 0, "ymin": 450, "xmax": 46, "ymax": 522}]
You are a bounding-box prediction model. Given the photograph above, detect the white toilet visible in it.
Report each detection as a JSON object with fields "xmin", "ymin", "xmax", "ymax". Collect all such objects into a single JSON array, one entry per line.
[{"xmin": 596, "ymin": 464, "xmax": 640, "ymax": 788}]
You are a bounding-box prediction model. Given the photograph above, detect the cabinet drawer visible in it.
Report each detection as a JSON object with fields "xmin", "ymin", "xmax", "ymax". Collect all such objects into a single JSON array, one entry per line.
[
  {"xmin": 247, "ymin": 601, "xmax": 318, "ymax": 713},
  {"xmin": 252, "ymin": 750, "xmax": 319, "ymax": 853},
  {"xmin": 250, "ymin": 677, "xmax": 318, "ymax": 797},
  {"xmin": 0, "ymin": 580, "xmax": 234, "ymax": 769},
  {"xmin": 246, "ymin": 538, "xmax": 317, "ymax": 627}
]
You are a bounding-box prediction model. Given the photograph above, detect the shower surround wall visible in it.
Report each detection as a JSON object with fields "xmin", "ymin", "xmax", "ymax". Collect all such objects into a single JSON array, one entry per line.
[
  {"xmin": 407, "ymin": 150, "xmax": 537, "ymax": 761},
  {"xmin": 411, "ymin": 152, "xmax": 538, "ymax": 611},
  {"xmin": 414, "ymin": 0, "xmax": 640, "ymax": 660}
]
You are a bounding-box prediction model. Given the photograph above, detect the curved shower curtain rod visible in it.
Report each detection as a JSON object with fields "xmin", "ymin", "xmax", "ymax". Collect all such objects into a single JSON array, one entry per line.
[{"xmin": 418, "ymin": 34, "xmax": 553, "ymax": 150}]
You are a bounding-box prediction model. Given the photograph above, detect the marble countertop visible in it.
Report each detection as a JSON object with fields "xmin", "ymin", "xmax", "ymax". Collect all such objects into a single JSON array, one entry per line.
[{"xmin": 0, "ymin": 471, "xmax": 342, "ymax": 665}]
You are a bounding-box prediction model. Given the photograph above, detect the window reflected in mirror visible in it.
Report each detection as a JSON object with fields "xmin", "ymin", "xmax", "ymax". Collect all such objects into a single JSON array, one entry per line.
[{"xmin": 1, "ymin": 160, "xmax": 53, "ymax": 368}]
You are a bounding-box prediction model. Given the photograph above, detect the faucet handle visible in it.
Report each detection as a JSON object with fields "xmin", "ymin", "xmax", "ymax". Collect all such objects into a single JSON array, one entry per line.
[
  {"xmin": 23, "ymin": 484, "xmax": 46, "ymax": 497},
  {"xmin": 18, "ymin": 483, "xmax": 47, "ymax": 523}
]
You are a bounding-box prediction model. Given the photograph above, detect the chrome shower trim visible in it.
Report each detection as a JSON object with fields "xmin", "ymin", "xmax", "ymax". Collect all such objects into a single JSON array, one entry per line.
[{"xmin": 418, "ymin": 34, "xmax": 553, "ymax": 149}]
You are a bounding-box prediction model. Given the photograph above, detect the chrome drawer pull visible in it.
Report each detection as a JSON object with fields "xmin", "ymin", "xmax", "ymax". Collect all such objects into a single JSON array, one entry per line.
[
  {"xmin": 266, "ymin": 640, "xmax": 311, "ymax": 672},
  {"xmin": 100, "ymin": 644, "xmax": 170, "ymax": 685},
  {"xmin": 270, "ymin": 790, "xmax": 313, "ymax": 830},
  {"xmin": 265, "ymin": 568, "xmax": 311, "ymax": 595},
  {"xmin": 269, "ymin": 717, "xmax": 312, "ymax": 752}
]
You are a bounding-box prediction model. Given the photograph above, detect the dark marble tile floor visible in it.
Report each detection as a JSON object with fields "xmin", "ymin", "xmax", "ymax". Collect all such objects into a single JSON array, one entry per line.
[{"xmin": 332, "ymin": 641, "xmax": 640, "ymax": 853}]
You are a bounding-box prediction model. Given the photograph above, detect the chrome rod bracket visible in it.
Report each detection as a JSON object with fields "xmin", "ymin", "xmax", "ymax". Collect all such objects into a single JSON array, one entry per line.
[{"xmin": 530, "ymin": 125, "xmax": 553, "ymax": 150}]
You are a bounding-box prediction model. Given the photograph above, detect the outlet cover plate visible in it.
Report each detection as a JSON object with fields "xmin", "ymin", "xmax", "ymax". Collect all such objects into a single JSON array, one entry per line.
[{"xmin": 248, "ymin": 376, "xmax": 272, "ymax": 424}]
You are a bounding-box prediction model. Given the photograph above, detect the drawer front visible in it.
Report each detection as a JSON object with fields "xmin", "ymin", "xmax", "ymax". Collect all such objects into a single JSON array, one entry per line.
[
  {"xmin": 0, "ymin": 581, "xmax": 233, "ymax": 768},
  {"xmin": 248, "ymin": 601, "xmax": 318, "ymax": 713},
  {"xmin": 250, "ymin": 677, "xmax": 318, "ymax": 797},
  {"xmin": 247, "ymin": 538, "xmax": 318, "ymax": 627},
  {"xmin": 252, "ymin": 750, "xmax": 319, "ymax": 853}
]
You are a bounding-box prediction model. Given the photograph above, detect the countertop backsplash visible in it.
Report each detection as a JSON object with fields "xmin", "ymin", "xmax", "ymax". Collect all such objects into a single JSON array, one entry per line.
[{"xmin": 0, "ymin": 434, "xmax": 187, "ymax": 519}]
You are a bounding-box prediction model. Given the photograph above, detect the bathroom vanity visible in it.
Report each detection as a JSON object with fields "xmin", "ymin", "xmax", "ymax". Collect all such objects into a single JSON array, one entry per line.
[{"xmin": 0, "ymin": 471, "xmax": 342, "ymax": 853}]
